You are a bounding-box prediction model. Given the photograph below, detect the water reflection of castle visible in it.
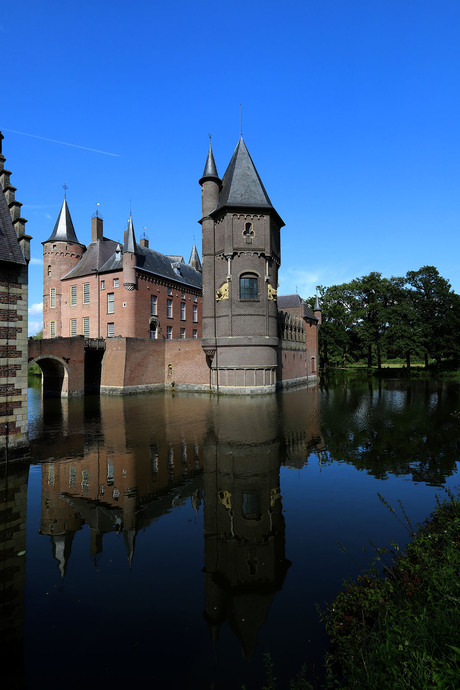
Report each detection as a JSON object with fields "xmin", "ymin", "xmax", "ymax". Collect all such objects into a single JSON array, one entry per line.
[{"xmin": 34, "ymin": 387, "xmax": 323, "ymax": 655}]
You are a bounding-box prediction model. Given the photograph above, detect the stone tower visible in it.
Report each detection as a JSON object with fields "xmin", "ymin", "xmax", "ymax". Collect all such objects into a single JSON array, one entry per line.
[
  {"xmin": 42, "ymin": 199, "xmax": 85, "ymax": 337},
  {"xmin": 200, "ymin": 137, "xmax": 284, "ymax": 393}
]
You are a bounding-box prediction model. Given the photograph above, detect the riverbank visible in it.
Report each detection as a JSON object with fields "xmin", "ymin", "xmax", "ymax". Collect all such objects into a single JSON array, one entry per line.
[{"xmin": 321, "ymin": 491, "xmax": 460, "ymax": 688}]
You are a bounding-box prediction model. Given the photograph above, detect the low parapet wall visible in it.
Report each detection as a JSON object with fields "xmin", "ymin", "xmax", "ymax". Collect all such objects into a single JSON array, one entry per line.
[{"xmin": 100, "ymin": 337, "xmax": 210, "ymax": 394}]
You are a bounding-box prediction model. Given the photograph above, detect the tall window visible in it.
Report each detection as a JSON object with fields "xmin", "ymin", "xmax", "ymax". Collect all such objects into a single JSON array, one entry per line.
[
  {"xmin": 101, "ymin": 280, "xmax": 105, "ymax": 290},
  {"xmin": 83, "ymin": 317, "xmax": 90, "ymax": 337},
  {"xmin": 48, "ymin": 265, "xmax": 51, "ymax": 277},
  {"xmin": 113, "ymin": 278, "xmax": 119, "ymax": 288},
  {"xmin": 107, "ymin": 322, "xmax": 115, "ymax": 338},
  {"xmin": 151, "ymin": 295, "xmax": 157, "ymax": 315},
  {"xmin": 167, "ymin": 299, "xmax": 173, "ymax": 318},
  {"xmin": 50, "ymin": 321, "xmax": 56, "ymax": 338},
  {"xmin": 240, "ymin": 274, "xmax": 258, "ymax": 300},
  {"xmin": 166, "ymin": 326, "xmax": 173, "ymax": 339},
  {"xmin": 83, "ymin": 282, "xmax": 90, "ymax": 304},
  {"xmin": 50, "ymin": 287, "xmax": 56, "ymax": 308},
  {"xmin": 192, "ymin": 304, "xmax": 198, "ymax": 322},
  {"xmin": 181, "ymin": 291, "xmax": 185, "ymax": 299},
  {"xmin": 108, "ymin": 293, "xmax": 114, "ymax": 314},
  {"xmin": 168, "ymin": 287, "xmax": 173, "ymax": 296},
  {"xmin": 150, "ymin": 323, "xmax": 157, "ymax": 339},
  {"xmin": 192, "ymin": 329, "xmax": 197, "ymax": 339},
  {"xmin": 70, "ymin": 285, "xmax": 77, "ymax": 306},
  {"xmin": 180, "ymin": 327, "xmax": 186, "ymax": 339},
  {"xmin": 70, "ymin": 318, "xmax": 77, "ymax": 336},
  {"xmin": 180, "ymin": 302, "xmax": 186, "ymax": 320}
]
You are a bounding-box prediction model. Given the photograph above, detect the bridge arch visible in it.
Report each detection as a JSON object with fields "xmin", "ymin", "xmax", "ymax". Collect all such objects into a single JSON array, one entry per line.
[{"xmin": 30, "ymin": 355, "xmax": 70, "ymax": 397}]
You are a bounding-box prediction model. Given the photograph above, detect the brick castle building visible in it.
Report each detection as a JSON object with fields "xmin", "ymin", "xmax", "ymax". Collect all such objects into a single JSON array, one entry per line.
[
  {"xmin": 0, "ymin": 132, "xmax": 31, "ymax": 457},
  {"xmin": 33, "ymin": 135, "xmax": 320, "ymax": 395}
]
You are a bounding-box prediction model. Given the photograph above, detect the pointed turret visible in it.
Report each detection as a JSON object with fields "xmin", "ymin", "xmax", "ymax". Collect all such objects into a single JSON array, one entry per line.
[
  {"xmin": 313, "ymin": 294, "xmax": 322, "ymax": 326},
  {"xmin": 188, "ymin": 242, "xmax": 202, "ymax": 272},
  {"xmin": 123, "ymin": 215, "xmax": 137, "ymax": 291},
  {"xmin": 123, "ymin": 215, "xmax": 137, "ymax": 254},
  {"xmin": 43, "ymin": 199, "xmax": 84, "ymax": 246},
  {"xmin": 213, "ymin": 137, "xmax": 284, "ymax": 226},
  {"xmin": 199, "ymin": 141, "xmax": 221, "ymax": 218},
  {"xmin": 199, "ymin": 141, "xmax": 220, "ymax": 184}
]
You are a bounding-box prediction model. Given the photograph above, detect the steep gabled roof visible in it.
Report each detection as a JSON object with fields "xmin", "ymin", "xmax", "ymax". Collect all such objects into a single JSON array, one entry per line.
[
  {"xmin": 44, "ymin": 199, "xmax": 84, "ymax": 246},
  {"xmin": 0, "ymin": 178, "xmax": 25, "ymax": 264},
  {"xmin": 62, "ymin": 238, "xmax": 119, "ymax": 279},
  {"xmin": 213, "ymin": 137, "xmax": 283, "ymax": 226}
]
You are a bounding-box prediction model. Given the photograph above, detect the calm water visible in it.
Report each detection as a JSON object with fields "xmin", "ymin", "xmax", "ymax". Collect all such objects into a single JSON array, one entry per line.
[{"xmin": 1, "ymin": 376, "xmax": 459, "ymax": 689}]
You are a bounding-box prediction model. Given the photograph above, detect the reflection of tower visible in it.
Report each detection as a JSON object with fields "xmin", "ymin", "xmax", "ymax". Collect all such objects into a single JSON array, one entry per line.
[
  {"xmin": 0, "ymin": 462, "xmax": 29, "ymax": 688},
  {"xmin": 202, "ymin": 397, "xmax": 290, "ymax": 659}
]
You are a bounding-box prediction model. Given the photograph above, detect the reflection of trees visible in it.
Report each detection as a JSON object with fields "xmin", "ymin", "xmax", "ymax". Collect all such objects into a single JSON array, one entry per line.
[{"xmin": 318, "ymin": 380, "xmax": 460, "ymax": 485}]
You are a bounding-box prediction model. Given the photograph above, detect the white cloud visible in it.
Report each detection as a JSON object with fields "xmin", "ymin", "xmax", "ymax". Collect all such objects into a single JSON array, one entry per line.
[
  {"xmin": 29, "ymin": 257, "xmax": 43, "ymax": 265},
  {"xmin": 28, "ymin": 302, "xmax": 43, "ymax": 316},
  {"xmin": 278, "ymin": 268, "xmax": 322, "ymax": 298},
  {"xmin": 28, "ymin": 320, "xmax": 42, "ymax": 336},
  {"xmin": 45, "ymin": 213, "xmax": 52, "ymax": 220}
]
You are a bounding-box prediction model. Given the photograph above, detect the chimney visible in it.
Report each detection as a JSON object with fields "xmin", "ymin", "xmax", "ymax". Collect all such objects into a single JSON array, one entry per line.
[
  {"xmin": 140, "ymin": 237, "xmax": 149, "ymax": 248},
  {"xmin": 92, "ymin": 215, "xmax": 103, "ymax": 242}
]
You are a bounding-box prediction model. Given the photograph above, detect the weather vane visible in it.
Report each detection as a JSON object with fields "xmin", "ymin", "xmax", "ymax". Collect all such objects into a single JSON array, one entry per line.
[{"xmin": 63, "ymin": 182, "xmax": 68, "ymax": 199}]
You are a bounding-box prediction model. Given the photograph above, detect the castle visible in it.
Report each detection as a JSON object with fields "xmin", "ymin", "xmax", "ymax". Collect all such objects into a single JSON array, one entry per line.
[{"xmin": 33, "ymin": 136, "xmax": 321, "ymax": 395}]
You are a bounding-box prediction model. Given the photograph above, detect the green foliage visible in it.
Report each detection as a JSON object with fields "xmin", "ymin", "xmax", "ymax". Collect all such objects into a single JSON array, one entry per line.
[
  {"xmin": 323, "ymin": 491, "xmax": 460, "ymax": 688},
  {"xmin": 317, "ymin": 266, "xmax": 460, "ymax": 372}
]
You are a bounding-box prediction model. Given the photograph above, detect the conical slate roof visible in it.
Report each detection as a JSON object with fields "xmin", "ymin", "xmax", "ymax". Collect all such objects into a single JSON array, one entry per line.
[
  {"xmin": 43, "ymin": 199, "xmax": 84, "ymax": 246},
  {"xmin": 199, "ymin": 142, "xmax": 220, "ymax": 184},
  {"xmin": 123, "ymin": 215, "xmax": 136, "ymax": 254},
  {"xmin": 188, "ymin": 242, "xmax": 202, "ymax": 271},
  {"xmin": 214, "ymin": 137, "xmax": 281, "ymax": 221}
]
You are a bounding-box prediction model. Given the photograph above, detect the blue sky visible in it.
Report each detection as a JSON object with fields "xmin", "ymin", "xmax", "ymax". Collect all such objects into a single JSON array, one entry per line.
[{"xmin": 1, "ymin": 0, "xmax": 459, "ymax": 335}]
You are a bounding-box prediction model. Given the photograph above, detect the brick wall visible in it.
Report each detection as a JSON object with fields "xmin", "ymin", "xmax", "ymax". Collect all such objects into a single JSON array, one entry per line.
[{"xmin": 0, "ymin": 263, "xmax": 29, "ymax": 456}]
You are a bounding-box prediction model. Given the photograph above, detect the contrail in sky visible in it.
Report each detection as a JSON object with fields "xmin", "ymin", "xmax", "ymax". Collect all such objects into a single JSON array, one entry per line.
[{"xmin": 1, "ymin": 127, "xmax": 119, "ymax": 157}]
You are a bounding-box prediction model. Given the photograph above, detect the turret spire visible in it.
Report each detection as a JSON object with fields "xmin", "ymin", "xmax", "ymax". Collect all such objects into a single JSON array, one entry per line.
[
  {"xmin": 123, "ymin": 215, "xmax": 136, "ymax": 254},
  {"xmin": 199, "ymin": 141, "xmax": 220, "ymax": 185},
  {"xmin": 43, "ymin": 198, "xmax": 83, "ymax": 246}
]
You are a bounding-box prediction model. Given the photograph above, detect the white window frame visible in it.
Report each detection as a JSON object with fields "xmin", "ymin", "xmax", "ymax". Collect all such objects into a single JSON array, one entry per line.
[
  {"xmin": 108, "ymin": 292, "xmax": 115, "ymax": 314},
  {"xmin": 151, "ymin": 295, "xmax": 157, "ymax": 315},
  {"xmin": 50, "ymin": 287, "xmax": 56, "ymax": 308},
  {"xmin": 70, "ymin": 285, "xmax": 77, "ymax": 306},
  {"xmin": 167, "ymin": 299, "xmax": 173, "ymax": 318},
  {"xmin": 83, "ymin": 317, "xmax": 90, "ymax": 337},
  {"xmin": 166, "ymin": 326, "xmax": 173, "ymax": 339},
  {"xmin": 180, "ymin": 302, "xmax": 186, "ymax": 320},
  {"xmin": 107, "ymin": 322, "xmax": 115, "ymax": 338},
  {"xmin": 180, "ymin": 327, "xmax": 186, "ymax": 339},
  {"xmin": 70, "ymin": 318, "xmax": 77, "ymax": 337},
  {"xmin": 193, "ymin": 304, "xmax": 198, "ymax": 322}
]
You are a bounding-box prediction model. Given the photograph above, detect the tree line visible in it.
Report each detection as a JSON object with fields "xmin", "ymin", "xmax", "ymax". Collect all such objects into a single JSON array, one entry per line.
[{"xmin": 311, "ymin": 266, "xmax": 460, "ymax": 370}]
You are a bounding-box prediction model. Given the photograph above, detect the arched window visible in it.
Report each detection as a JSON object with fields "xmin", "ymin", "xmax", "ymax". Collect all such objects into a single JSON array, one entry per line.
[
  {"xmin": 47, "ymin": 265, "xmax": 51, "ymax": 277},
  {"xmin": 239, "ymin": 273, "xmax": 258, "ymax": 300}
]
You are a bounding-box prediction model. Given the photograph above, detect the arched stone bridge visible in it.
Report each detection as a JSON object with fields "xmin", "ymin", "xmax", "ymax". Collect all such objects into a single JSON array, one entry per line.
[{"xmin": 28, "ymin": 336, "xmax": 105, "ymax": 397}]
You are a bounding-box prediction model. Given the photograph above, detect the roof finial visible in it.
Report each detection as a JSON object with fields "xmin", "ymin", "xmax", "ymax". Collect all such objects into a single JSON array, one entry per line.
[
  {"xmin": 95, "ymin": 201, "xmax": 100, "ymax": 217},
  {"xmin": 209, "ymin": 133, "xmax": 211, "ymax": 143},
  {"xmin": 240, "ymin": 103, "xmax": 243, "ymax": 138},
  {"xmin": 63, "ymin": 182, "xmax": 68, "ymax": 199}
]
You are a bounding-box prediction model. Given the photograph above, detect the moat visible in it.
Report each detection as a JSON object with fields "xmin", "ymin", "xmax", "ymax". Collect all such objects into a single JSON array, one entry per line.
[{"xmin": 1, "ymin": 376, "xmax": 459, "ymax": 689}]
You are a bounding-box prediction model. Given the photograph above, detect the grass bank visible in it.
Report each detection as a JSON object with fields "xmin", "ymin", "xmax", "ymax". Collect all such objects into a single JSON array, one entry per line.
[
  {"xmin": 255, "ymin": 491, "xmax": 459, "ymax": 689},
  {"xmin": 322, "ymin": 491, "xmax": 460, "ymax": 688}
]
